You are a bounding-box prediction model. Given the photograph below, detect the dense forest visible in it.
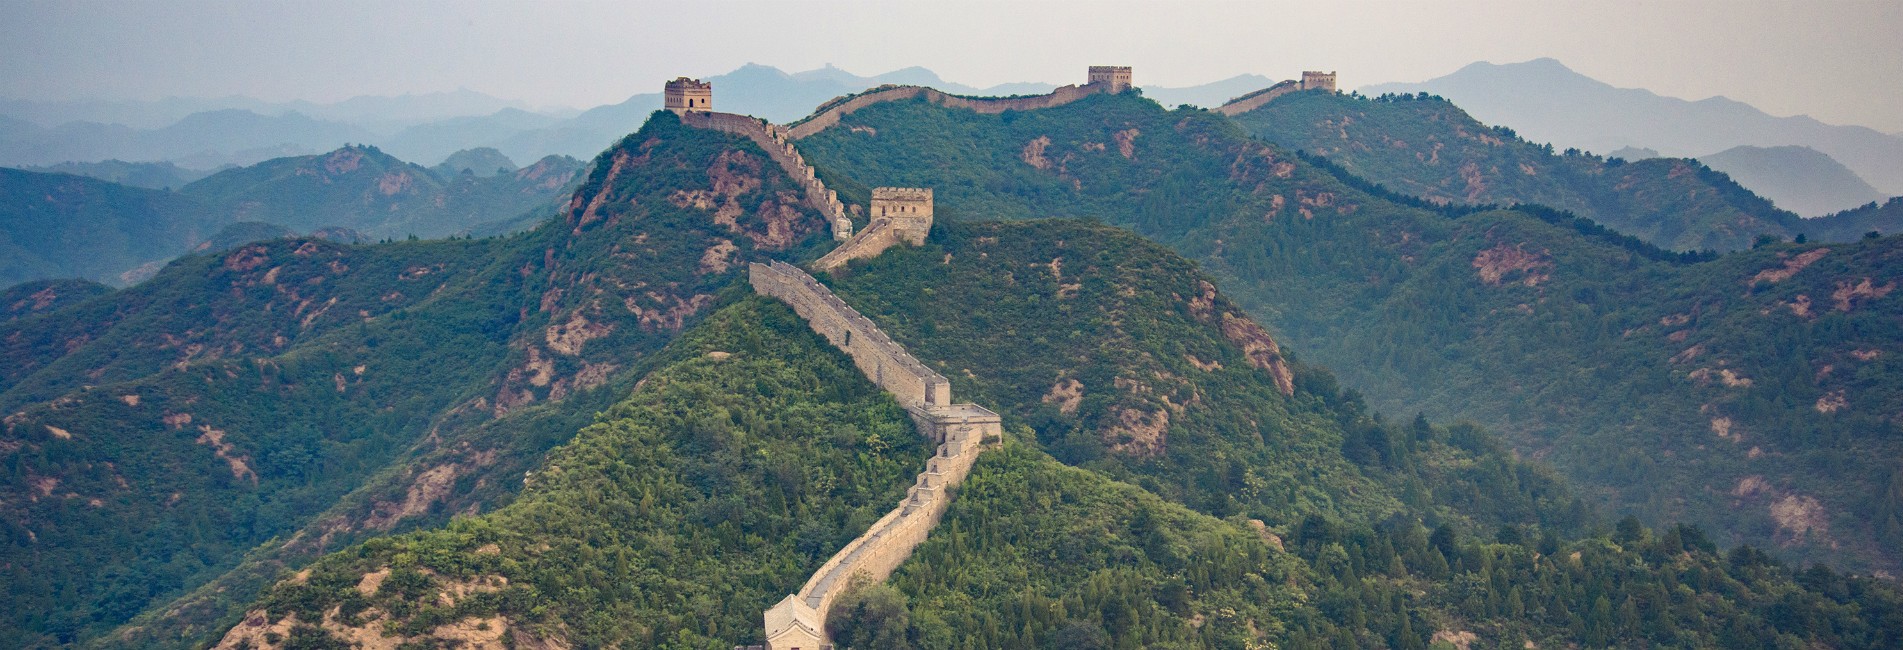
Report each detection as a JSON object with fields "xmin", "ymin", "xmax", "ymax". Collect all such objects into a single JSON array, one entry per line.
[
  {"xmin": 1228, "ymin": 91, "xmax": 1832, "ymax": 252},
  {"xmin": 0, "ymin": 113, "xmax": 837, "ymax": 648},
  {"xmin": 795, "ymin": 90, "xmax": 1903, "ymax": 575},
  {"xmin": 217, "ymin": 217, "xmax": 1903, "ymax": 649},
  {"xmin": 5, "ymin": 87, "xmax": 1901, "ymax": 649}
]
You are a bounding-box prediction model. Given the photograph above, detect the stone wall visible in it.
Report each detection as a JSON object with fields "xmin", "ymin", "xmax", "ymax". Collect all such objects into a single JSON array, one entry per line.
[
  {"xmin": 812, "ymin": 219, "xmax": 907, "ymax": 272},
  {"xmin": 748, "ymin": 261, "xmax": 1001, "ymax": 650},
  {"xmin": 681, "ymin": 112, "xmax": 853, "ymax": 240},
  {"xmin": 1214, "ymin": 80, "xmax": 1302, "ymax": 116},
  {"xmin": 785, "ymin": 83, "xmax": 1107, "ymax": 141},
  {"xmin": 748, "ymin": 261, "xmax": 950, "ymax": 407}
]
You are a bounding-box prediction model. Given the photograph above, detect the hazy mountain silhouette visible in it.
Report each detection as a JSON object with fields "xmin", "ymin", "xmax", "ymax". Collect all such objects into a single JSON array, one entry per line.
[
  {"xmin": 1362, "ymin": 58, "xmax": 1903, "ymax": 196},
  {"xmin": 1698, "ymin": 145, "xmax": 1887, "ymax": 217}
]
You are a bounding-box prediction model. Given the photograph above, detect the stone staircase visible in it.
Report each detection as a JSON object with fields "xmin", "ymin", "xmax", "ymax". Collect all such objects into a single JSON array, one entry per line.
[
  {"xmin": 681, "ymin": 111, "xmax": 854, "ymax": 241},
  {"xmin": 743, "ymin": 262, "xmax": 1001, "ymax": 650}
]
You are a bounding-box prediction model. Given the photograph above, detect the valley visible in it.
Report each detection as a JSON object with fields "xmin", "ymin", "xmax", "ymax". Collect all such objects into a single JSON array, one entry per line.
[{"xmin": 1, "ymin": 59, "xmax": 1899, "ymax": 650}]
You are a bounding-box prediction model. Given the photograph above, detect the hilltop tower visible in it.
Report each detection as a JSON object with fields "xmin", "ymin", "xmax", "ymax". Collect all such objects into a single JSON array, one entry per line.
[
  {"xmin": 664, "ymin": 77, "xmax": 713, "ymax": 114},
  {"xmin": 870, "ymin": 187, "xmax": 934, "ymax": 245},
  {"xmin": 1300, "ymin": 71, "xmax": 1338, "ymax": 93},
  {"xmin": 1087, "ymin": 66, "xmax": 1133, "ymax": 93}
]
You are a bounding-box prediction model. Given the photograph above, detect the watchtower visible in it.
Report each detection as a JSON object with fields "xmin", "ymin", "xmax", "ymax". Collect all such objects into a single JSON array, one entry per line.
[
  {"xmin": 664, "ymin": 77, "xmax": 713, "ymax": 114},
  {"xmin": 871, "ymin": 187, "xmax": 933, "ymax": 245},
  {"xmin": 1300, "ymin": 71, "xmax": 1338, "ymax": 93},
  {"xmin": 1087, "ymin": 66, "xmax": 1133, "ymax": 93}
]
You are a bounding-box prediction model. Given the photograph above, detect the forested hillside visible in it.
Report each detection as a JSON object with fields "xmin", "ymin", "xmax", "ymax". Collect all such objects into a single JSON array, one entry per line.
[
  {"xmin": 0, "ymin": 168, "xmax": 229, "ymax": 286},
  {"xmin": 794, "ymin": 90, "xmax": 1903, "ymax": 574},
  {"xmin": 1229, "ymin": 91, "xmax": 1889, "ymax": 251},
  {"xmin": 0, "ymin": 112, "xmax": 838, "ymax": 648},
  {"xmin": 178, "ymin": 145, "xmax": 584, "ymax": 239},
  {"xmin": 212, "ymin": 216, "xmax": 1903, "ymax": 650}
]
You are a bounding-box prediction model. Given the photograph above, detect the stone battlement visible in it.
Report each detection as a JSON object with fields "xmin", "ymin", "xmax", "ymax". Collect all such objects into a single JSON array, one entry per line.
[
  {"xmin": 1301, "ymin": 70, "xmax": 1338, "ymax": 93},
  {"xmin": 665, "ymin": 77, "xmax": 714, "ymax": 114},
  {"xmin": 1214, "ymin": 70, "xmax": 1342, "ymax": 117},
  {"xmin": 784, "ymin": 81, "xmax": 1111, "ymax": 141},
  {"xmin": 812, "ymin": 187, "xmax": 934, "ymax": 272},
  {"xmin": 679, "ymin": 111, "xmax": 853, "ymax": 240},
  {"xmin": 1087, "ymin": 65, "xmax": 1134, "ymax": 93},
  {"xmin": 748, "ymin": 261, "xmax": 1001, "ymax": 650}
]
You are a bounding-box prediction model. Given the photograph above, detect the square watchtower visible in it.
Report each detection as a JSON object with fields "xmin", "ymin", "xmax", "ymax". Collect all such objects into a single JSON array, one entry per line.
[
  {"xmin": 664, "ymin": 77, "xmax": 713, "ymax": 114},
  {"xmin": 871, "ymin": 187, "xmax": 933, "ymax": 245},
  {"xmin": 1087, "ymin": 66, "xmax": 1133, "ymax": 93},
  {"xmin": 1300, "ymin": 71, "xmax": 1338, "ymax": 93}
]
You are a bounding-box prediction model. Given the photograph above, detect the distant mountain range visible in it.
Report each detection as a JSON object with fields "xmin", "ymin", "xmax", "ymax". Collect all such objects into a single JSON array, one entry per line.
[
  {"xmin": 1697, "ymin": 145, "xmax": 1887, "ymax": 217},
  {"xmin": 6, "ymin": 60, "xmax": 1896, "ymax": 220},
  {"xmin": 1363, "ymin": 58, "xmax": 1903, "ymax": 197},
  {"xmin": 0, "ymin": 145, "xmax": 582, "ymax": 286}
]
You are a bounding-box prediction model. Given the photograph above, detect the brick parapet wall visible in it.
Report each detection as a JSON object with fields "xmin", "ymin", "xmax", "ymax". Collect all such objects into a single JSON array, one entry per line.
[
  {"xmin": 750, "ymin": 261, "xmax": 1000, "ymax": 650},
  {"xmin": 785, "ymin": 83, "xmax": 1109, "ymax": 141},
  {"xmin": 682, "ymin": 112, "xmax": 852, "ymax": 240},
  {"xmin": 1214, "ymin": 80, "xmax": 1303, "ymax": 117},
  {"xmin": 749, "ymin": 261, "xmax": 949, "ymax": 406},
  {"xmin": 812, "ymin": 219, "xmax": 908, "ymax": 271}
]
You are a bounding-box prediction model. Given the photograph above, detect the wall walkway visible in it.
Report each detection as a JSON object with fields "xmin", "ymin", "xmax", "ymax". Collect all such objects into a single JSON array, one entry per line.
[
  {"xmin": 681, "ymin": 111, "xmax": 854, "ymax": 241},
  {"xmin": 1215, "ymin": 80, "xmax": 1304, "ymax": 117},
  {"xmin": 744, "ymin": 261, "xmax": 1001, "ymax": 650},
  {"xmin": 785, "ymin": 83, "xmax": 1113, "ymax": 141}
]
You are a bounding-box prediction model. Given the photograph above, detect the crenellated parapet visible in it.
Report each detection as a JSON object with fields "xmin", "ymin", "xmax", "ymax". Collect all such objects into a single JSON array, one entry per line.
[
  {"xmin": 679, "ymin": 110, "xmax": 853, "ymax": 240},
  {"xmin": 746, "ymin": 261, "xmax": 1001, "ymax": 650},
  {"xmin": 812, "ymin": 187, "xmax": 933, "ymax": 272},
  {"xmin": 1214, "ymin": 70, "xmax": 1341, "ymax": 117}
]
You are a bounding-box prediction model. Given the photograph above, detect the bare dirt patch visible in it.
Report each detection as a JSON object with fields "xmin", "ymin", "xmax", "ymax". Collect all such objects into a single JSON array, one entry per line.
[
  {"xmin": 1105, "ymin": 406, "xmax": 1169, "ymax": 456},
  {"xmin": 1750, "ymin": 248, "xmax": 1829, "ymax": 286},
  {"xmin": 1770, "ymin": 494, "xmax": 1829, "ymax": 545},
  {"xmin": 1113, "ymin": 128, "xmax": 1140, "ymax": 159},
  {"xmin": 1042, "ymin": 378, "xmax": 1084, "ymax": 415},
  {"xmin": 1021, "ymin": 136, "xmax": 1053, "ymax": 170},
  {"xmin": 698, "ymin": 239, "xmax": 738, "ymax": 275},
  {"xmin": 196, "ymin": 425, "xmax": 257, "ymax": 483},
  {"xmin": 1472, "ymin": 244, "xmax": 1551, "ymax": 286},
  {"xmin": 1815, "ymin": 390, "xmax": 1848, "ymax": 413},
  {"xmin": 1220, "ymin": 313, "xmax": 1294, "ymax": 395},
  {"xmin": 1831, "ymin": 277, "xmax": 1894, "ymax": 312},
  {"xmin": 546, "ymin": 312, "xmax": 612, "ymax": 355}
]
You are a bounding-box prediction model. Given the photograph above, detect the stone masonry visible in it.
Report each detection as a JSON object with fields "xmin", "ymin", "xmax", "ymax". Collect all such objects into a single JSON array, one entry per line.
[
  {"xmin": 1300, "ymin": 70, "xmax": 1338, "ymax": 93},
  {"xmin": 745, "ymin": 261, "xmax": 1001, "ymax": 650},
  {"xmin": 1215, "ymin": 71, "xmax": 1342, "ymax": 117},
  {"xmin": 812, "ymin": 188, "xmax": 933, "ymax": 272},
  {"xmin": 678, "ymin": 110, "xmax": 853, "ymax": 241},
  {"xmin": 785, "ymin": 65, "xmax": 1134, "ymax": 141},
  {"xmin": 664, "ymin": 77, "xmax": 714, "ymax": 114},
  {"xmin": 1087, "ymin": 65, "xmax": 1134, "ymax": 93}
]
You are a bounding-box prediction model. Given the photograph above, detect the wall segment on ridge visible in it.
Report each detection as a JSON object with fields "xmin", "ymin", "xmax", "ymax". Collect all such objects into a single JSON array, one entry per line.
[
  {"xmin": 746, "ymin": 261, "xmax": 1000, "ymax": 650},
  {"xmin": 785, "ymin": 82, "xmax": 1114, "ymax": 140},
  {"xmin": 681, "ymin": 111, "xmax": 854, "ymax": 240},
  {"xmin": 1215, "ymin": 80, "xmax": 1302, "ymax": 116}
]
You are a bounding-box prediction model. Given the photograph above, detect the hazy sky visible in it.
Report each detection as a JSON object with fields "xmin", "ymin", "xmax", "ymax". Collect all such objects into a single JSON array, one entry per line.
[{"xmin": 4, "ymin": 0, "xmax": 1900, "ymax": 131}]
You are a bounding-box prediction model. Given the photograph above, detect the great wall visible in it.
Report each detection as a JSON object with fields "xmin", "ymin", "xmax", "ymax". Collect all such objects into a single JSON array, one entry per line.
[
  {"xmin": 743, "ymin": 261, "xmax": 1001, "ymax": 650},
  {"xmin": 669, "ymin": 66, "xmax": 1333, "ymax": 649}
]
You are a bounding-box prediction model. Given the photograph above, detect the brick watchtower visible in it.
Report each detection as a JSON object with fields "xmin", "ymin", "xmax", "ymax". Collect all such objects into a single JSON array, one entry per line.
[
  {"xmin": 664, "ymin": 77, "xmax": 713, "ymax": 114},
  {"xmin": 1300, "ymin": 71, "xmax": 1338, "ymax": 93},
  {"xmin": 870, "ymin": 187, "xmax": 933, "ymax": 246},
  {"xmin": 1087, "ymin": 66, "xmax": 1133, "ymax": 93}
]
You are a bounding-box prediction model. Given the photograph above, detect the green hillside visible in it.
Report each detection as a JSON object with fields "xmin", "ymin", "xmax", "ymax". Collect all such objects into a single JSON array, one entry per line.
[
  {"xmin": 0, "ymin": 168, "xmax": 227, "ymax": 286},
  {"xmin": 0, "ymin": 112, "xmax": 839, "ymax": 648},
  {"xmin": 207, "ymin": 214, "xmax": 1903, "ymax": 650},
  {"xmin": 178, "ymin": 145, "xmax": 583, "ymax": 239},
  {"xmin": 793, "ymin": 91, "xmax": 1903, "ymax": 574},
  {"xmin": 1229, "ymin": 91, "xmax": 1811, "ymax": 252}
]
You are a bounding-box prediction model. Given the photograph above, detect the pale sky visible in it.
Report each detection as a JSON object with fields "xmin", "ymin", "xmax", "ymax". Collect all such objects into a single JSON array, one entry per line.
[{"xmin": 3, "ymin": 0, "xmax": 1900, "ymax": 132}]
